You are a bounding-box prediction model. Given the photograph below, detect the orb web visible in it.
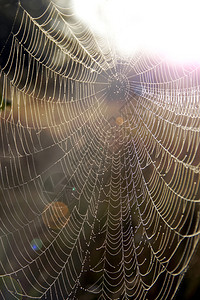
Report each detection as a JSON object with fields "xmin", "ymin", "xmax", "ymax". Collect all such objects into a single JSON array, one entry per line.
[
  {"xmin": 0, "ymin": 1, "xmax": 200, "ymax": 300},
  {"xmin": 106, "ymin": 73, "xmax": 130, "ymax": 101}
]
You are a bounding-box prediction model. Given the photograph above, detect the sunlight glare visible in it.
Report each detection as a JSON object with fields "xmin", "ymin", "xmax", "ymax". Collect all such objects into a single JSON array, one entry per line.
[{"xmin": 73, "ymin": 0, "xmax": 200, "ymax": 63}]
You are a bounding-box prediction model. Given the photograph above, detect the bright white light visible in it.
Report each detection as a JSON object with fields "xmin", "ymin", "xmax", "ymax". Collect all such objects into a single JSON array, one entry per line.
[{"xmin": 72, "ymin": 0, "xmax": 200, "ymax": 63}]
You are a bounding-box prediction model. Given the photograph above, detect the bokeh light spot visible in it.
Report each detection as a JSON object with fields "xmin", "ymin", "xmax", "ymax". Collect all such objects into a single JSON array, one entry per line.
[
  {"xmin": 30, "ymin": 238, "xmax": 43, "ymax": 251},
  {"xmin": 0, "ymin": 276, "xmax": 22, "ymax": 300},
  {"xmin": 116, "ymin": 117, "xmax": 124, "ymax": 126},
  {"xmin": 42, "ymin": 201, "xmax": 70, "ymax": 230}
]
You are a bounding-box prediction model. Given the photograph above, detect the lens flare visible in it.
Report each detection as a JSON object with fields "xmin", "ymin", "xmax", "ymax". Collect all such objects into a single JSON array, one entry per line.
[
  {"xmin": 42, "ymin": 202, "xmax": 70, "ymax": 230},
  {"xmin": 116, "ymin": 117, "xmax": 124, "ymax": 126},
  {"xmin": 31, "ymin": 239, "xmax": 43, "ymax": 251},
  {"xmin": 0, "ymin": 276, "xmax": 22, "ymax": 300}
]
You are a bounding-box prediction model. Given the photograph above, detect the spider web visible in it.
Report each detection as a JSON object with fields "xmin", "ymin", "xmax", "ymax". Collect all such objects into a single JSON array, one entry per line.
[{"xmin": 0, "ymin": 1, "xmax": 200, "ymax": 299}]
